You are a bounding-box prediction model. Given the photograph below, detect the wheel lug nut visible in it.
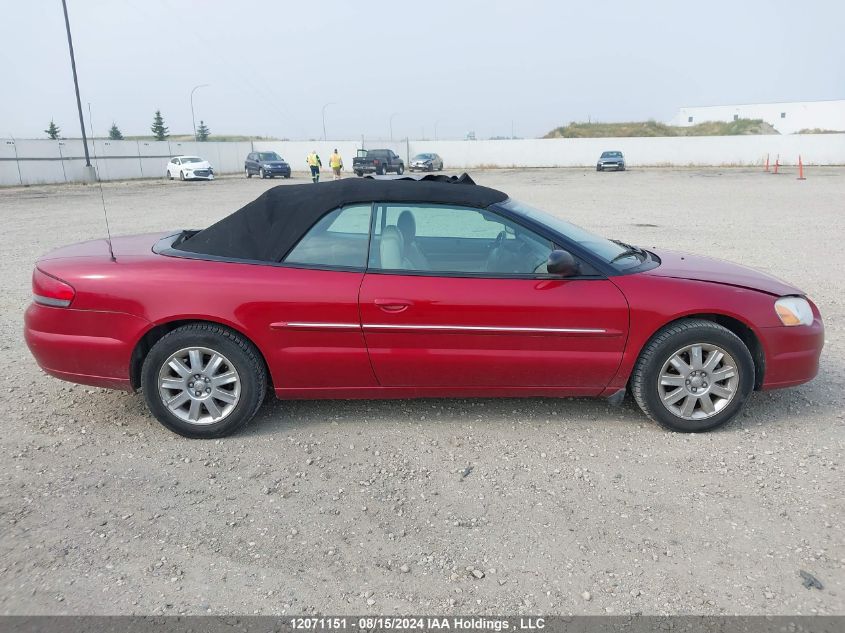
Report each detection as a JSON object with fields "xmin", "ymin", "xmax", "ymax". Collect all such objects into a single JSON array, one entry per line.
[
  {"xmin": 703, "ymin": 382, "xmax": 708, "ymax": 387},
  {"xmin": 188, "ymin": 382, "xmax": 193, "ymax": 388},
  {"xmin": 206, "ymin": 388, "xmax": 211, "ymax": 394},
  {"xmin": 691, "ymin": 387, "xmax": 697, "ymax": 393},
  {"xmin": 195, "ymin": 391, "xmax": 201, "ymax": 396}
]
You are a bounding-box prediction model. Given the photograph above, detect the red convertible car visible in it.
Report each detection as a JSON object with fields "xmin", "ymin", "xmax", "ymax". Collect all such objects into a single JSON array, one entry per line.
[{"xmin": 24, "ymin": 175, "xmax": 823, "ymax": 438}]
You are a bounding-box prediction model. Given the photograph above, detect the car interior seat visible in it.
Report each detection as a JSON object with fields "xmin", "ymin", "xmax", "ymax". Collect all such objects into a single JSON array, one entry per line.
[
  {"xmin": 396, "ymin": 210, "xmax": 429, "ymax": 270},
  {"xmin": 379, "ymin": 226, "xmax": 405, "ymax": 269}
]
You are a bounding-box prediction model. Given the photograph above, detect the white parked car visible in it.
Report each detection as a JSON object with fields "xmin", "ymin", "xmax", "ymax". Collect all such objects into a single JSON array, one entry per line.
[{"xmin": 166, "ymin": 156, "xmax": 214, "ymax": 181}]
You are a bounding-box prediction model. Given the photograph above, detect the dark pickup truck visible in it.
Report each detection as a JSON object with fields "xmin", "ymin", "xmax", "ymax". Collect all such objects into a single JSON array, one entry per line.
[{"xmin": 353, "ymin": 149, "xmax": 404, "ymax": 176}]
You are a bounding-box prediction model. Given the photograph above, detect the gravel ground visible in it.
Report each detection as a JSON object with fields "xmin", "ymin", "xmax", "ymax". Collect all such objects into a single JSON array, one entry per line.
[{"xmin": 0, "ymin": 167, "xmax": 843, "ymax": 616}]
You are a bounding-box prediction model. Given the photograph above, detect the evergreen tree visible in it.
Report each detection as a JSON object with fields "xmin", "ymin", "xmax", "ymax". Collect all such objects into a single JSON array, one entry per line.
[
  {"xmin": 45, "ymin": 120, "xmax": 61, "ymax": 140},
  {"xmin": 196, "ymin": 120, "xmax": 210, "ymax": 141},
  {"xmin": 108, "ymin": 122, "xmax": 124, "ymax": 140},
  {"xmin": 150, "ymin": 110, "xmax": 169, "ymax": 141}
]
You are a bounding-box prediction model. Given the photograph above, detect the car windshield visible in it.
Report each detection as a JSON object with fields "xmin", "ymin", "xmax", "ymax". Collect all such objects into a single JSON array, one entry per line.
[
  {"xmin": 413, "ymin": 154, "xmax": 433, "ymax": 160},
  {"xmin": 601, "ymin": 151, "xmax": 622, "ymax": 158},
  {"xmin": 258, "ymin": 152, "xmax": 282, "ymax": 161},
  {"xmin": 500, "ymin": 198, "xmax": 646, "ymax": 270},
  {"xmin": 181, "ymin": 157, "xmax": 203, "ymax": 164}
]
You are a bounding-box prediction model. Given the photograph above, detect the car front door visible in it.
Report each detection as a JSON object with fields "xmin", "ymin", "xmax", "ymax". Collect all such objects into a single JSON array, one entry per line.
[{"xmin": 358, "ymin": 203, "xmax": 629, "ymax": 391}]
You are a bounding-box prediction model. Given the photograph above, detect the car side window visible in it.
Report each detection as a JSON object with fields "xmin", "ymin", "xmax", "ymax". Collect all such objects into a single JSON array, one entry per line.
[
  {"xmin": 284, "ymin": 204, "xmax": 372, "ymax": 269},
  {"xmin": 368, "ymin": 204, "xmax": 554, "ymax": 276}
]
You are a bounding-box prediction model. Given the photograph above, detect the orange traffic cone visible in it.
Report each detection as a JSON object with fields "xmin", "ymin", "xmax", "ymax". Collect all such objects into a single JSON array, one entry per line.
[
  {"xmin": 765, "ymin": 154, "xmax": 770, "ymax": 172},
  {"xmin": 797, "ymin": 155, "xmax": 806, "ymax": 180}
]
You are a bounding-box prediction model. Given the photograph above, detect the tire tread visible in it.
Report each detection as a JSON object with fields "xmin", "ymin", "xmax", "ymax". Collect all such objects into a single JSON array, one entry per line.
[
  {"xmin": 141, "ymin": 323, "xmax": 267, "ymax": 438},
  {"xmin": 630, "ymin": 318, "xmax": 749, "ymax": 431}
]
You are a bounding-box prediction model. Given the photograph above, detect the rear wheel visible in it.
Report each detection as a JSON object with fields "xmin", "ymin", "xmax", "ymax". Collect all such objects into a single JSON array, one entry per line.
[
  {"xmin": 141, "ymin": 324, "xmax": 267, "ymax": 438},
  {"xmin": 631, "ymin": 319, "xmax": 754, "ymax": 432},
  {"xmin": 397, "ymin": 164, "xmax": 405, "ymax": 175},
  {"xmin": 355, "ymin": 170, "xmax": 363, "ymax": 177}
]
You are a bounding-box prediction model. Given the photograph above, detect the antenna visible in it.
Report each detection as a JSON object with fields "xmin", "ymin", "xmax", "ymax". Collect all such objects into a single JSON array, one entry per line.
[{"xmin": 87, "ymin": 103, "xmax": 116, "ymax": 262}]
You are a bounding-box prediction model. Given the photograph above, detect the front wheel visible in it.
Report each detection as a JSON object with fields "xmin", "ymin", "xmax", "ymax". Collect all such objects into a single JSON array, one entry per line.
[
  {"xmin": 259, "ymin": 168, "xmax": 266, "ymax": 179},
  {"xmin": 167, "ymin": 170, "xmax": 173, "ymax": 180},
  {"xmin": 631, "ymin": 319, "xmax": 754, "ymax": 432},
  {"xmin": 245, "ymin": 168, "xmax": 252, "ymax": 178},
  {"xmin": 179, "ymin": 170, "xmax": 185, "ymax": 181},
  {"xmin": 141, "ymin": 324, "xmax": 267, "ymax": 438}
]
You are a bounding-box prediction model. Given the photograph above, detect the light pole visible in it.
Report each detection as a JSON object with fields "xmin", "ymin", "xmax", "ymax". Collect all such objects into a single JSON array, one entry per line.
[
  {"xmin": 322, "ymin": 102, "xmax": 336, "ymax": 141},
  {"xmin": 190, "ymin": 84, "xmax": 209, "ymax": 142},
  {"xmin": 60, "ymin": 0, "xmax": 91, "ymax": 169},
  {"xmin": 434, "ymin": 120, "xmax": 440, "ymax": 141},
  {"xmin": 389, "ymin": 112, "xmax": 400, "ymax": 142}
]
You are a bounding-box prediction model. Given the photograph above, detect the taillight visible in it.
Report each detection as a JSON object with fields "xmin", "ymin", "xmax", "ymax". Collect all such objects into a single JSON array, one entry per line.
[
  {"xmin": 32, "ymin": 268, "xmax": 75, "ymax": 307},
  {"xmin": 374, "ymin": 159, "xmax": 380, "ymax": 165}
]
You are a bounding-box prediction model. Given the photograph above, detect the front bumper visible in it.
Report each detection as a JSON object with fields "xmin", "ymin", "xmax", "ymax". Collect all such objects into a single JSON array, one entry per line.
[
  {"xmin": 759, "ymin": 315, "xmax": 824, "ymax": 389},
  {"xmin": 410, "ymin": 163, "xmax": 434, "ymax": 171},
  {"xmin": 185, "ymin": 170, "xmax": 214, "ymax": 180},
  {"xmin": 24, "ymin": 303, "xmax": 150, "ymax": 391},
  {"xmin": 598, "ymin": 162, "xmax": 624, "ymax": 170},
  {"xmin": 261, "ymin": 167, "xmax": 291, "ymax": 176}
]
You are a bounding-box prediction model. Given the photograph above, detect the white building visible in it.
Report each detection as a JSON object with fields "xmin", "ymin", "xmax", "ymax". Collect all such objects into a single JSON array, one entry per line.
[{"xmin": 670, "ymin": 99, "xmax": 845, "ymax": 134}]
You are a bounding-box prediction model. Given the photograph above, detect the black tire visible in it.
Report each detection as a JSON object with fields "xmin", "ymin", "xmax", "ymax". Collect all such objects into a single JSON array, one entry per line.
[
  {"xmin": 167, "ymin": 171, "xmax": 173, "ymax": 180},
  {"xmin": 630, "ymin": 319, "xmax": 754, "ymax": 432},
  {"xmin": 179, "ymin": 170, "xmax": 185, "ymax": 181},
  {"xmin": 397, "ymin": 164, "xmax": 404, "ymax": 175},
  {"xmin": 438, "ymin": 163, "xmax": 444, "ymax": 171},
  {"xmin": 355, "ymin": 170, "xmax": 363, "ymax": 177},
  {"xmin": 376, "ymin": 165, "xmax": 385, "ymax": 176},
  {"xmin": 284, "ymin": 174, "xmax": 290, "ymax": 179},
  {"xmin": 245, "ymin": 168, "xmax": 252, "ymax": 179},
  {"xmin": 259, "ymin": 168, "xmax": 266, "ymax": 179},
  {"xmin": 596, "ymin": 166, "xmax": 602, "ymax": 172},
  {"xmin": 141, "ymin": 324, "xmax": 267, "ymax": 439}
]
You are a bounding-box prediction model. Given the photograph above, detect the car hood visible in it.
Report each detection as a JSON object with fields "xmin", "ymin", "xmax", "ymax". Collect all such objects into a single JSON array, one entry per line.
[
  {"xmin": 182, "ymin": 161, "xmax": 211, "ymax": 169},
  {"xmin": 600, "ymin": 156, "xmax": 623, "ymax": 161},
  {"xmin": 643, "ymin": 249, "xmax": 803, "ymax": 296}
]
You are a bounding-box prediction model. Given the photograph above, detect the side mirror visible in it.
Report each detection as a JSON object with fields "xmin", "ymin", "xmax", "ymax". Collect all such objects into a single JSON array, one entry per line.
[{"xmin": 546, "ymin": 249, "xmax": 579, "ymax": 276}]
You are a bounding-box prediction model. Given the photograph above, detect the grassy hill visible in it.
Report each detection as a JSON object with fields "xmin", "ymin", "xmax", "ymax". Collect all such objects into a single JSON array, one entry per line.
[{"xmin": 543, "ymin": 119, "xmax": 778, "ymax": 138}]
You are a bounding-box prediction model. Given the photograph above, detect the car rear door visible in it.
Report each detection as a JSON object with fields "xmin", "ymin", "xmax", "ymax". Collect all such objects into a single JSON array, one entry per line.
[
  {"xmin": 265, "ymin": 204, "xmax": 378, "ymax": 393},
  {"xmin": 358, "ymin": 203, "xmax": 629, "ymax": 391}
]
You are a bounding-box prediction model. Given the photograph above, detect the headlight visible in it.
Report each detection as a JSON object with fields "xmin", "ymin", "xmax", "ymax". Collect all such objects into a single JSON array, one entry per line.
[{"xmin": 775, "ymin": 296, "xmax": 813, "ymax": 326}]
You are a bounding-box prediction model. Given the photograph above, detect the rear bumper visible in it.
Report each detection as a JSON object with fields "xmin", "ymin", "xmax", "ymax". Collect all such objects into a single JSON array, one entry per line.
[
  {"xmin": 24, "ymin": 303, "xmax": 150, "ymax": 392},
  {"xmin": 353, "ymin": 165, "xmax": 377, "ymax": 173},
  {"xmin": 759, "ymin": 317, "xmax": 824, "ymax": 389}
]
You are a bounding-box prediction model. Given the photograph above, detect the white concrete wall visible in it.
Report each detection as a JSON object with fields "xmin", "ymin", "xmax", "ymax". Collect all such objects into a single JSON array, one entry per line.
[
  {"xmin": 396, "ymin": 134, "xmax": 845, "ymax": 168},
  {"xmin": 2, "ymin": 135, "xmax": 843, "ymax": 186},
  {"xmin": 671, "ymin": 100, "xmax": 845, "ymax": 134},
  {"xmin": 0, "ymin": 139, "xmax": 254, "ymax": 186}
]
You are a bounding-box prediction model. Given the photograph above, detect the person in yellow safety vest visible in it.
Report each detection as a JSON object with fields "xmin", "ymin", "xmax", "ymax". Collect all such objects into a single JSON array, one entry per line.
[
  {"xmin": 306, "ymin": 150, "xmax": 322, "ymax": 183},
  {"xmin": 329, "ymin": 149, "xmax": 344, "ymax": 180}
]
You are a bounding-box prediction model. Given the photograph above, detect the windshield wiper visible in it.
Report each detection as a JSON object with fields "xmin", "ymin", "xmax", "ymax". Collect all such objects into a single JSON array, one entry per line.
[{"xmin": 610, "ymin": 240, "xmax": 647, "ymax": 264}]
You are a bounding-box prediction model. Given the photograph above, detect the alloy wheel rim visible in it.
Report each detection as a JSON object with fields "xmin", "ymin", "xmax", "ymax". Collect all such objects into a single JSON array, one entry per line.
[
  {"xmin": 657, "ymin": 343, "xmax": 739, "ymax": 421},
  {"xmin": 158, "ymin": 346, "xmax": 241, "ymax": 425}
]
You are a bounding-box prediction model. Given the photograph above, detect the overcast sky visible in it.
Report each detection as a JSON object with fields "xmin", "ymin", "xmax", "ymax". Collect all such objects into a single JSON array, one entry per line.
[{"xmin": 2, "ymin": 0, "xmax": 842, "ymax": 140}]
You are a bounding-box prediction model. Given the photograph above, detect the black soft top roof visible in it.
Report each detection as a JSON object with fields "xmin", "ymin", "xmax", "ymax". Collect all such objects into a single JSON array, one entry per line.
[{"xmin": 176, "ymin": 175, "xmax": 507, "ymax": 262}]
